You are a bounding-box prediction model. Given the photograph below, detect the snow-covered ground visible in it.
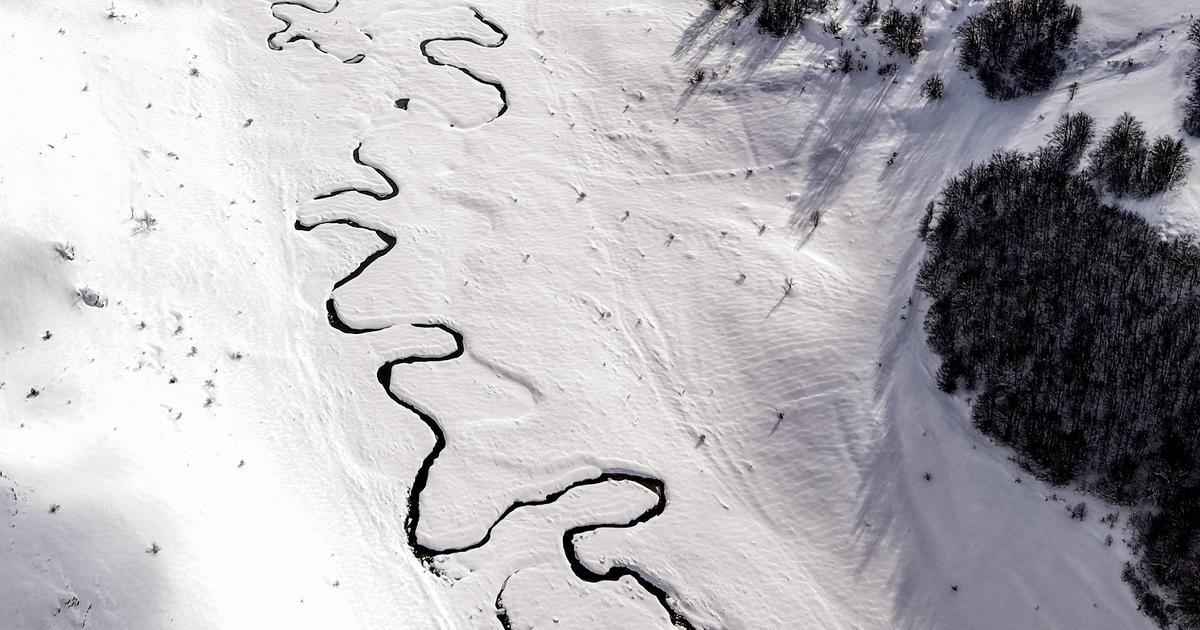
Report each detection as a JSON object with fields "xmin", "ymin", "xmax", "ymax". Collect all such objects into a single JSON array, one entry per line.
[{"xmin": 2, "ymin": 1, "xmax": 1196, "ymax": 628}]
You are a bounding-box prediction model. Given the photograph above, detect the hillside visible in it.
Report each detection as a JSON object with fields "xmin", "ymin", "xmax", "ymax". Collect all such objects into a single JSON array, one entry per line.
[{"xmin": 2, "ymin": 1, "xmax": 1197, "ymax": 629}]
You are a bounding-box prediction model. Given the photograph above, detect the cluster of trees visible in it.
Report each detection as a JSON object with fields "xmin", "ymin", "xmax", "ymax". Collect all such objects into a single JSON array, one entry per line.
[
  {"xmin": 710, "ymin": 0, "xmax": 829, "ymax": 36},
  {"xmin": 918, "ymin": 113, "xmax": 1198, "ymax": 627},
  {"xmin": 1088, "ymin": 113, "xmax": 1192, "ymax": 197},
  {"xmin": 956, "ymin": 0, "xmax": 1082, "ymax": 99},
  {"xmin": 1185, "ymin": 20, "xmax": 1200, "ymax": 137},
  {"xmin": 708, "ymin": 0, "xmax": 923, "ymax": 58},
  {"xmin": 879, "ymin": 8, "xmax": 924, "ymax": 58}
]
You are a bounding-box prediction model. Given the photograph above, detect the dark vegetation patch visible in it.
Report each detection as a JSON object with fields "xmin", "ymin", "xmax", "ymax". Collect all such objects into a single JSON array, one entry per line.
[
  {"xmin": 956, "ymin": 0, "xmax": 1082, "ymax": 99},
  {"xmin": 921, "ymin": 74, "xmax": 946, "ymax": 100},
  {"xmin": 878, "ymin": 7, "xmax": 924, "ymax": 59},
  {"xmin": 1184, "ymin": 20, "xmax": 1200, "ymax": 137},
  {"xmin": 918, "ymin": 112, "xmax": 1195, "ymax": 627},
  {"xmin": 710, "ymin": 0, "xmax": 830, "ymax": 36},
  {"xmin": 1089, "ymin": 113, "xmax": 1191, "ymax": 198}
]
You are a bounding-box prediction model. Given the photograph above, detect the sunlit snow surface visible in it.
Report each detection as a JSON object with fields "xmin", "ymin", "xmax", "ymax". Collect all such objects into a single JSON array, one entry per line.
[{"xmin": 2, "ymin": 1, "xmax": 1197, "ymax": 629}]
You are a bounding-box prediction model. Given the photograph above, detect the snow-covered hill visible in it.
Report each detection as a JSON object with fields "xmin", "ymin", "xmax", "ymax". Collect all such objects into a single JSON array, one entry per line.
[{"xmin": 2, "ymin": 1, "xmax": 1196, "ymax": 628}]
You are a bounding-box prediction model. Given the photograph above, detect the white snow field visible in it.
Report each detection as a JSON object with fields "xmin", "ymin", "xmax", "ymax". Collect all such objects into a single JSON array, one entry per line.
[{"xmin": 2, "ymin": 0, "xmax": 1197, "ymax": 629}]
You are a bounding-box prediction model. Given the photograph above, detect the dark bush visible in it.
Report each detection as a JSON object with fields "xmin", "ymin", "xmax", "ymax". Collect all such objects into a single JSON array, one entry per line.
[
  {"xmin": 921, "ymin": 74, "xmax": 946, "ymax": 100},
  {"xmin": 1184, "ymin": 20, "xmax": 1200, "ymax": 137},
  {"xmin": 1087, "ymin": 113, "xmax": 1191, "ymax": 198},
  {"xmin": 1045, "ymin": 111, "xmax": 1094, "ymax": 168},
  {"xmin": 1087, "ymin": 113, "xmax": 1147, "ymax": 197},
  {"xmin": 1142, "ymin": 136, "xmax": 1193, "ymax": 196},
  {"xmin": 956, "ymin": 0, "xmax": 1082, "ymax": 99},
  {"xmin": 919, "ymin": 115, "xmax": 1196, "ymax": 628},
  {"xmin": 879, "ymin": 8, "xmax": 924, "ymax": 58},
  {"xmin": 836, "ymin": 48, "xmax": 854, "ymax": 73},
  {"xmin": 855, "ymin": 0, "xmax": 880, "ymax": 26}
]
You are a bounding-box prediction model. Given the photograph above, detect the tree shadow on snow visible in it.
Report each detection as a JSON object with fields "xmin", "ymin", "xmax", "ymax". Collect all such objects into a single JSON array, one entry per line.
[{"xmin": 673, "ymin": 7, "xmax": 800, "ymax": 108}]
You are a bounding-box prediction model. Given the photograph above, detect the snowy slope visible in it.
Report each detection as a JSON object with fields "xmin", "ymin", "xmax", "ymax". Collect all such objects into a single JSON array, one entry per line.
[{"xmin": 2, "ymin": 0, "xmax": 1196, "ymax": 629}]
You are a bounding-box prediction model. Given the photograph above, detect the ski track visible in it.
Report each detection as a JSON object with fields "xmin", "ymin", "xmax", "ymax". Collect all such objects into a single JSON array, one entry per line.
[{"xmin": 275, "ymin": 8, "xmax": 696, "ymax": 626}]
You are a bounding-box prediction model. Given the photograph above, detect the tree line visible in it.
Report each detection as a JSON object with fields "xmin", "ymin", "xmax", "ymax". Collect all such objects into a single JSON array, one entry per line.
[
  {"xmin": 1185, "ymin": 19, "xmax": 1200, "ymax": 137},
  {"xmin": 918, "ymin": 112, "xmax": 1195, "ymax": 627},
  {"xmin": 956, "ymin": 0, "xmax": 1082, "ymax": 99}
]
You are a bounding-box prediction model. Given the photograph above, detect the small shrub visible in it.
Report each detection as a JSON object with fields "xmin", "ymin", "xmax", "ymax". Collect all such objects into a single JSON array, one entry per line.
[
  {"xmin": 918, "ymin": 201, "xmax": 935, "ymax": 239},
  {"xmin": 1046, "ymin": 111, "xmax": 1095, "ymax": 168},
  {"xmin": 1070, "ymin": 501, "xmax": 1088, "ymax": 521},
  {"xmin": 855, "ymin": 0, "xmax": 880, "ymax": 26},
  {"xmin": 77, "ymin": 287, "xmax": 107, "ymax": 308},
  {"xmin": 823, "ymin": 18, "xmax": 843, "ymax": 35},
  {"xmin": 836, "ymin": 49, "xmax": 854, "ymax": 73},
  {"xmin": 879, "ymin": 8, "xmax": 924, "ymax": 58},
  {"xmin": 921, "ymin": 74, "xmax": 946, "ymax": 100},
  {"xmin": 956, "ymin": 0, "xmax": 1082, "ymax": 99}
]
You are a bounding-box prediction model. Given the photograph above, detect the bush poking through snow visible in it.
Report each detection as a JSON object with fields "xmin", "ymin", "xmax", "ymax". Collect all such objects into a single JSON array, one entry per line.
[
  {"xmin": 54, "ymin": 242, "xmax": 75, "ymax": 261},
  {"xmin": 921, "ymin": 74, "xmax": 946, "ymax": 100},
  {"xmin": 836, "ymin": 49, "xmax": 854, "ymax": 73},
  {"xmin": 879, "ymin": 8, "xmax": 924, "ymax": 58},
  {"xmin": 956, "ymin": 0, "xmax": 1082, "ymax": 100},
  {"xmin": 855, "ymin": 0, "xmax": 880, "ymax": 26},
  {"xmin": 77, "ymin": 287, "xmax": 107, "ymax": 308}
]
